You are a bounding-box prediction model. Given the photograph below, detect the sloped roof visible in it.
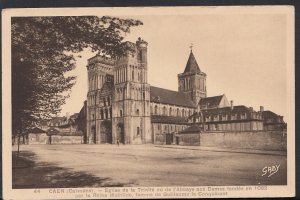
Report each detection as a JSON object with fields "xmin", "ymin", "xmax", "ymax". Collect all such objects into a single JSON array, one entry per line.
[
  {"xmin": 151, "ymin": 115, "xmax": 189, "ymax": 124},
  {"xmin": 49, "ymin": 117, "xmax": 66, "ymax": 125},
  {"xmin": 178, "ymin": 125, "xmax": 201, "ymax": 134},
  {"xmin": 262, "ymin": 111, "xmax": 284, "ymax": 123},
  {"xmin": 184, "ymin": 51, "xmax": 201, "ymax": 73},
  {"xmin": 262, "ymin": 110, "xmax": 281, "ymax": 118},
  {"xmin": 150, "ymin": 86, "xmax": 196, "ymax": 108},
  {"xmin": 70, "ymin": 113, "xmax": 79, "ymax": 120},
  {"xmin": 29, "ymin": 127, "xmax": 46, "ymax": 134},
  {"xmin": 200, "ymin": 95, "xmax": 224, "ymax": 109},
  {"xmin": 202, "ymin": 105, "xmax": 251, "ymax": 115}
]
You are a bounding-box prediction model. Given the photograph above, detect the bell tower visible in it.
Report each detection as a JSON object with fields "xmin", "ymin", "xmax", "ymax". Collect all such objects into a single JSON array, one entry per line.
[
  {"xmin": 111, "ymin": 38, "xmax": 151, "ymax": 144},
  {"xmin": 178, "ymin": 46, "xmax": 207, "ymax": 105}
]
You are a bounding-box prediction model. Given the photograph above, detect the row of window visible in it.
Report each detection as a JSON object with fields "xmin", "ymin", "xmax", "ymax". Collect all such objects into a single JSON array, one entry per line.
[
  {"xmin": 91, "ymin": 108, "xmax": 112, "ymax": 120},
  {"xmin": 115, "ymin": 66, "xmax": 144, "ymax": 84},
  {"xmin": 151, "ymin": 105, "xmax": 193, "ymax": 117},
  {"xmin": 204, "ymin": 113, "xmax": 248, "ymax": 122},
  {"xmin": 155, "ymin": 124, "xmax": 187, "ymax": 132}
]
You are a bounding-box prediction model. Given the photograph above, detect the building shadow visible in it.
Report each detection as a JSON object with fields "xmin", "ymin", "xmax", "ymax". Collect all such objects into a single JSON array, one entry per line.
[{"xmin": 12, "ymin": 151, "xmax": 128, "ymax": 189}]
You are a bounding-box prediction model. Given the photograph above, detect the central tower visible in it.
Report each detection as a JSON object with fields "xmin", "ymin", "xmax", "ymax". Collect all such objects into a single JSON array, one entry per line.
[
  {"xmin": 111, "ymin": 38, "xmax": 151, "ymax": 144},
  {"xmin": 178, "ymin": 49, "xmax": 207, "ymax": 105}
]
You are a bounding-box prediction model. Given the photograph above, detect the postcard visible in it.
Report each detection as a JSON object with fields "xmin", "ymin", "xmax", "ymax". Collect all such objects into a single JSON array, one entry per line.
[{"xmin": 2, "ymin": 5, "xmax": 295, "ymax": 199}]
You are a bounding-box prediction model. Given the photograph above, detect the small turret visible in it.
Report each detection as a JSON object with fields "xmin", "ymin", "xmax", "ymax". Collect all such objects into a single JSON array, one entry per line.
[{"xmin": 136, "ymin": 37, "xmax": 148, "ymax": 65}]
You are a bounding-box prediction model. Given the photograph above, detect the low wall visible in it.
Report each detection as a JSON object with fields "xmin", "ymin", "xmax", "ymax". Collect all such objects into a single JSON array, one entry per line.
[
  {"xmin": 50, "ymin": 135, "xmax": 83, "ymax": 144},
  {"xmin": 28, "ymin": 133, "xmax": 48, "ymax": 144},
  {"xmin": 178, "ymin": 133, "xmax": 200, "ymax": 146},
  {"xmin": 200, "ymin": 130, "xmax": 287, "ymax": 151}
]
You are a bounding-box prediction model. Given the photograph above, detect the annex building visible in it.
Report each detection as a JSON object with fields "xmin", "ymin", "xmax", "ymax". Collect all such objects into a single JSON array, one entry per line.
[{"xmin": 85, "ymin": 38, "xmax": 286, "ymax": 145}]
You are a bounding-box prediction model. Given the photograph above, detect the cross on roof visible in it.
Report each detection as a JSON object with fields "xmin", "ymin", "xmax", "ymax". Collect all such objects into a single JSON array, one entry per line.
[{"xmin": 190, "ymin": 43, "xmax": 193, "ymax": 52}]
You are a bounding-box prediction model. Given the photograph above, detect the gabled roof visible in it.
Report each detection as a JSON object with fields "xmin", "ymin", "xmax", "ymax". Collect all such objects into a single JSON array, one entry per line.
[
  {"xmin": 49, "ymin": 117, "xmax": 66, "ymax": 126},
  {"xmin": 101, "ymin": 81, "xmax": 113, "ymax": 93},
  {"xmin": 200, "ymin": 95, "xmax": 224, "ymax": 109},
  {"xmin": 178, "ymin": 125, "xmax": 201, "ymax": 134},
  {"xmin": 150, "ymin": 86, "xmax": 196, "ymax": 108},
  {"xmin": 184, "ymin": 51, "xmax": 201, "ymax": 73},
  {"xmin": 151, "ymin": 115, "xmax": 189, "ymax": 124},
  {"xmin": 202, "ymin": 105, "xmax": 252, "ymax": 115}
]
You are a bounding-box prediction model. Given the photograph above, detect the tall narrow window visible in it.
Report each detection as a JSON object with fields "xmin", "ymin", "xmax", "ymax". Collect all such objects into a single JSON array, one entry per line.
[
  {"xmin": 169, "ymin": 107, "xmax": 172, "ymax": 116},
  {"xmin": 105, "ymin": 109, "xmax": 108, "ymax": 119},
  {"xmin": 132, "ymin": 70, "xmax": 134, "ymax": 81},
  {"xmin": 100, "ymin": 110, "xmax": 104, "ymax": 119},
  {"xmin": 163, "ymin": 106, "xmax": 167, "ymax": 115},
  {"xmin": 155, "ymin": 105, "xmax": 158, "ymax": 115},
  {"xmin": 137, "ymin": 127, "xmax": 140, "ymax": 135},
  {"xmin": 107, "ymin": 97, "xmax": 110, "ymax": 106},
  {"xmin": 120, "ymin": 110, "xmax": 123, "ymax": 116},
  {"xmin": 103, "ymin": 98, "xmax": 106, "ymax": 106}
]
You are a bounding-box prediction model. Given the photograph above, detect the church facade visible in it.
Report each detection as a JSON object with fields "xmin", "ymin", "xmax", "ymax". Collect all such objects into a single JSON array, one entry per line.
[{"xmin": 86, "ymin": 38, "xmax": 286, "ymax": 145}]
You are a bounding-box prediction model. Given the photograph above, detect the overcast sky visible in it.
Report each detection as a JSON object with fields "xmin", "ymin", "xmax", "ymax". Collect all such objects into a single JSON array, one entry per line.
[{"xmin": 61, "ymin": 13, "xmax": 288, "ymax": 117}]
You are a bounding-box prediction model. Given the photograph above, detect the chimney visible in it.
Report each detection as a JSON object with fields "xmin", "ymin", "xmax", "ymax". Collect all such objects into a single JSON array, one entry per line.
[
  {"xmin": 230, "ymin": 100, "xmax": 234, "ymax": 110},
  {"xmin": 260, "ymin": 106, "xmax": 264, "ymax": 112}
]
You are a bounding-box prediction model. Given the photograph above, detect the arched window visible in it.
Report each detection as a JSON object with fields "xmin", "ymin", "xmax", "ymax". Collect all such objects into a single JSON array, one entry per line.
[
  {"xmin": 169, "ymin": 107, "xmax": 172, "ymax": 116},
  {"xmin": 163, "ymin": 106, "xmax": 166, "ymax": 115},
  {"xmin": 120, "ymin": 110, "xmax": 123, "ymax": 117},
  {"xmin": 107, "ymin": 97, "xmax": 110, "ymax": 106},
  {"xmin": 155, "ymin": 105, "xmax": 158, "ymax": 115},
  {"xmin": 136, "ymin": 109, "xmax": 140, "ymax": 116},
  {"xmin": 182, "ymin": 109, "xmax": 185, "ymax": 117},
  {"xmin": 177, "ymin": 108, "xmax": 180, "ymax": 116},
  {"xmin": 137, "ymin": 127, "xmax": 140, "ymax": 135},
  {"xmin": 132, "ymin": 70, "xmax": 134, "ymax": 80}
]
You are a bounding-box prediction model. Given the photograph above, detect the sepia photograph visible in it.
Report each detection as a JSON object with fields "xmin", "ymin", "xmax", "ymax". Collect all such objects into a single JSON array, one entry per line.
[{"xmin": 2, "ymin": 6, "xmax": 295, "ymax": 199}]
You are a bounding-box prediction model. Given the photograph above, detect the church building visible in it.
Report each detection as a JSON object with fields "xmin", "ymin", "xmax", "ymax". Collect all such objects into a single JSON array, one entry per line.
[{"xmin": 86, "ymin": 38, "xmax": 285, "ymax": 145}]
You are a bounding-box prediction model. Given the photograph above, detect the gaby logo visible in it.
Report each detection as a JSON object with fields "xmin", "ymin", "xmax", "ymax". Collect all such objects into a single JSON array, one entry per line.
[{"xmin": 262, "ymin": 164, "xmax": 280, "ymax": 177}]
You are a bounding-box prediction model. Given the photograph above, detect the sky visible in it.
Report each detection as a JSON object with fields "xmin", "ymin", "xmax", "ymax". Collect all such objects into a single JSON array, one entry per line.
[{"xmin": 61, "ymin": 13, "xmax": 288, "ymax": 118}]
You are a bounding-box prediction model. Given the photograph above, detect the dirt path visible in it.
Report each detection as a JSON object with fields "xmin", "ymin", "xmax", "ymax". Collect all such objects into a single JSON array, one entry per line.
[{"xmin": 12, "ymin": 144, "xmax": 287, "ymax": 188}]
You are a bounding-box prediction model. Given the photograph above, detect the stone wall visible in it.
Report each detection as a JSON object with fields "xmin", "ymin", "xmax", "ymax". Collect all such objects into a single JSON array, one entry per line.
[
  {"xmin": 28, "ymin": 133, "xmax": 48, "ymax": 144},
  {"xmin": 50, "ymin": 135, "xmax": 83, "ymax": 144},
  {"xmin": 200, "ymin": 130, "xmax": 286, "ymax": 151},
  {"xmin": 178, "ymin": 133, "xmax": 200, "ymax": 146}
]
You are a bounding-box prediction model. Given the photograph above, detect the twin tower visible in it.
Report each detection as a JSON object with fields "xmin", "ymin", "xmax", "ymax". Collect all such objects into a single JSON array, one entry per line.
[{"xmin": 86, "ymin": 38, "xmax": 206, "ymax": 144}]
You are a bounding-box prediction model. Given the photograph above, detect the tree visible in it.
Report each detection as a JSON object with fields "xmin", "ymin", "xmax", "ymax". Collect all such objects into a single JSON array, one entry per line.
[{"xmin": 11, "ymin": 16, "xmax": 142, "ymax": 158}]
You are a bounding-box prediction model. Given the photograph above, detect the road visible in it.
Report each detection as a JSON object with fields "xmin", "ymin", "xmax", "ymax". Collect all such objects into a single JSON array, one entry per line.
[{"xmin": 13, "ymin": 144, "xmax": 287, "ymax": 187}]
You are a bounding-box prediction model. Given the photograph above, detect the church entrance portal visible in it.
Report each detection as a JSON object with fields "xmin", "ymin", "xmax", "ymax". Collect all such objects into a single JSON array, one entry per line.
[
  {"xmin": 101, "ymin": 120, "xmax": 112, "ymax": 144},
  {"xmin": 117, "ymin": 123, "xmax": 125, "ymax": 144},
  {"xmin": 166, "ymin": 133, "xmax": 173, "ymax": 145},
  {"xmin": 92, "ymin": 126, "xmax": 96, "ymax": 144}
]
